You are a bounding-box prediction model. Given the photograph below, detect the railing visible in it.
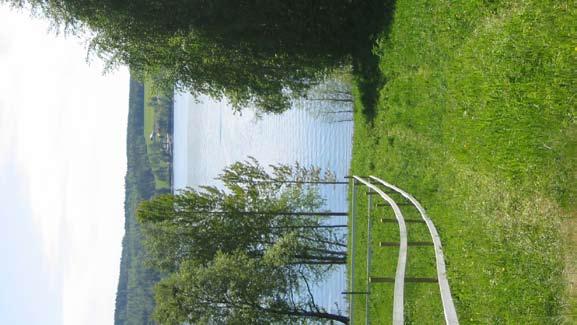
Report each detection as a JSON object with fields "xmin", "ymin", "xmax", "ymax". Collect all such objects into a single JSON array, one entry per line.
[{"xmin": 347, "ymin": 175, "xmax": 459, "ymax": 325}]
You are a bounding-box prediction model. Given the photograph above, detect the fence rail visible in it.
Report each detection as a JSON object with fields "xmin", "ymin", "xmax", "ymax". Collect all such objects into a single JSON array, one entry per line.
[{"xmin": 348, "ymin": 175, "xmax": 459, "ymax": 325}]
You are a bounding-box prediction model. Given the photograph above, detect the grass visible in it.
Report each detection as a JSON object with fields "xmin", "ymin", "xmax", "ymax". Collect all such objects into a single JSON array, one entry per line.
[
  {"xmin": 348, "ymin": 0, "xmax": 577, "ymax": 323},
  {"xmin": 143, "ymin": 80, "xmax": 155, "ymax": 147},
  {"xmin": 143, "ymin": 79, "xmax": 171, "ymax": 191}
]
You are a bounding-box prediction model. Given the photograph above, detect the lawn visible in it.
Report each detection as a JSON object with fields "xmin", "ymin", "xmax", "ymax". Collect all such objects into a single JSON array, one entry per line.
[
  {"xmin": 143, "ymin": 79, "xmax": 171, "ymax": 191},
  {"xmin": 349, "ymin": 0, "xmax": 577, "ymax": 323},
  {"xmin": 143, "ymin": 80, "xmax": 155, "ymax": 147}
]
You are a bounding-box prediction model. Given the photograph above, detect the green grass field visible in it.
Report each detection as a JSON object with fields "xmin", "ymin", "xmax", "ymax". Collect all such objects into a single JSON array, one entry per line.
[
  {"xmin": 144, "ymin": 80, "xmax": 155, "ymax": 147},
  {"xmin": 143, "ymin": 80, "xmax": 171, "ymax": 191},
  {"xmin": 349, "ymin": 0, "xmax": 577, "ymax": 323}
]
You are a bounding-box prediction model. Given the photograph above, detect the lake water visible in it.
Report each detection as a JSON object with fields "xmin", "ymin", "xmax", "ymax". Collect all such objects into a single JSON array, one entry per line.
[{"xmin": 173, "ymin": 91, "xmax": 353, "ymax": 316}]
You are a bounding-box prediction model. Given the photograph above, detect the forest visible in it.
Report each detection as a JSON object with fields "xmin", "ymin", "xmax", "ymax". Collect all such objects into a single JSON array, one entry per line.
[{"xmin": 114, "ymin": 78, "xmax": 171, "ymax": 325}]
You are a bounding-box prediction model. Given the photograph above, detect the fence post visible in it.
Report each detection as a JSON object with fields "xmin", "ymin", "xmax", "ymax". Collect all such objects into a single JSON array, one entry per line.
[
  {"xmin": 366, "ymin": 180, "xmax": 373, "ymax": 325},
  {"xmin": 349, "ymin": 177, "xmax": 358, "ymax": 322}
]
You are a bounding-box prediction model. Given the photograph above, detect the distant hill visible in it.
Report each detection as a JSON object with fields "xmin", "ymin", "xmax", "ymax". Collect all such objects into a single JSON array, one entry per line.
[{"xmin": 114, "ymin": 77, "xmax": 173, "ymax": 325}]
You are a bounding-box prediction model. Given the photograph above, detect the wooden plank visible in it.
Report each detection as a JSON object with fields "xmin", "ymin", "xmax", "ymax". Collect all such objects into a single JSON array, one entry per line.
[
  {"xmin": 366, "ymin": 180, "xmax": 373, "ymax": 324},
  {"xmin": 370, "ymin": 176, "xmax": 460, "ymax": 325},
  {"xmin": 369, "ymin": 277, "xmax": 438, "ymax": 283},
  {"xmin": 406, "ymin": 277, "xmax": 438, "ymax": 283},
  {"xmin": 381, "ymin": 218, "xmax": 425, "ymax": 224},
  {"xmin": 377, "ymin": 202, "xmax": 412, "ymax": 207},
  {"xmin": 369, "ymin": 277, "xmax": 395, "ymax": 283},
  {"xmin": 380, "ymin": 241, "xmax": 434, "ymax": 247},
  {"xmin": 349, "ymin": 177, "xmax": 357, "ymax": 321},
  {"xmin": 354, "ymin": 176, "xmax": 407, "ymax": 325}
]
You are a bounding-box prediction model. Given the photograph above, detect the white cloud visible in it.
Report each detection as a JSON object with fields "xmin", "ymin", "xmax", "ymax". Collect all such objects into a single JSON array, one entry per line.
[{"xmin": 0, "ymin": 6, "xmax": 129, "ymax": 325}]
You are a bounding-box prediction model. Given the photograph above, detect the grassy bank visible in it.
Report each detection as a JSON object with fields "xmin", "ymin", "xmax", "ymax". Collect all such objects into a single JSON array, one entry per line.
[
  {"xmin": 349, "ymin": 0, "xmax": 577, "ymax": 323},
  {"xmin": 143, "ymin": 80, "xmax": 172, "ymax": 191}
]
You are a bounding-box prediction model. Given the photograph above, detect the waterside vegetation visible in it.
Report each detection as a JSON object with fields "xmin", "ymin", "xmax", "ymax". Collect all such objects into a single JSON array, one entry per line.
[
  {"xmin": 136, "ymin": 159, "xmax": 349, "ymax": 324},
  {"xmin": 143, "ymin": 79, "xmax": 173, "ymax": 192},
  {"xmin": 350, "ymin": 0, "xmax": 577, "ymax": 323},
  {"xmin": 114, "ymin": 78, "xmax": 172, "ymax": 325},
  {"xmin": 3, "ymin": 0, "xmax": 388, "ymax": 113}
]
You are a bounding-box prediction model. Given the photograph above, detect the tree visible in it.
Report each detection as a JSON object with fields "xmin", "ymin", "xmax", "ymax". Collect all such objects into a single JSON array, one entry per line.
[
  {"xmin": 136, "ymin": 158, "xmax": 347, "ymax": 273},
  {"xmin": 3, "ymin": 0, "xmax": 362, "ymax": 112},
  {"xmin": 293, "ymin": 71, "xmax": 355, "ymax": 124},
  {"xmin": 134, "ymin": 159, "xmax": 349, "ymax": 325},
  {"xmin": 153, "ymin": 252, "xmax": 349, "ymax": 324}
]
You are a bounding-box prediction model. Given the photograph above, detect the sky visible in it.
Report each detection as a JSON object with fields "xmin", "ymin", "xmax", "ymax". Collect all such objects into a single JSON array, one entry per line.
[{"xmin": 0, "ymin": 5, "xmax": 129, "ymax": 325}]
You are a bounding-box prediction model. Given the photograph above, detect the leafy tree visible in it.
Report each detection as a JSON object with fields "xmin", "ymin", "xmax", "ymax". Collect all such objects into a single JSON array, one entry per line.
[
  {"xmin": 136, "ymin": 158, "xmax": 346, "ymax": 273},
  {"xmin": 137, "ymin": 159, "xmax": 348, "ymax": 324},
  {"xmin": 153, "ymin": 251, "xmax": 349, "ymax": 324},
  {"xmin": 3, "ymin": 0, "xmax": 364, "ymax": 112},
  {"xmin": 294, "ymin": 71, "xmax": 355, "ymax": 124}
]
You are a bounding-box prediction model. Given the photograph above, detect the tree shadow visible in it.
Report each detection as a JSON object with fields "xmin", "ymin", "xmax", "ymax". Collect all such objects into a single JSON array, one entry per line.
[{"xmin": 349, "ymin": 0, "xmax": 397, "ymax": 122}]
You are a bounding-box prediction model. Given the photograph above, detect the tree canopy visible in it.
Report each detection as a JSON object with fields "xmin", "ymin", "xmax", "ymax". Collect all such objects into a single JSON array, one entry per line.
[
  {"xmin": 136, "ymin": 158, "xmax": 349, "ymax": 324},
  {"xmin": 136, "ymin": 158, "xmax": 346, "ymax": 273},
  {"xmin": 154, "ymin": 252, "xmax": 349, "ymax": 324},
  {"xmin": 4, "ymin": 0, "xmax": 367, "ymax": 112}
]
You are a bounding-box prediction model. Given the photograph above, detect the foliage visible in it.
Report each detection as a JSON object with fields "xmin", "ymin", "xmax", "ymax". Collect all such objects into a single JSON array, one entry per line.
[
  {"xmin": 2, "ymin": 0, "xmax": 374, "ymax": 112},
  {"xmin": 136, "ymin": 158, "xmax": 346, "ymax": 273},
  {"xmin": 349, "ymin": 0, "xmax": 577, "ymax": 323},
  {"xmin": 114, "ymin": 78, "xmax": 172, "ymax": 325},
  {"xmin": 154, "ymin": 252, "xmax": 349, "ymax": 324},
  {"xmin": 136, "ymin": 158, "xmax": 349, "ymax": 323},
  {"xmin": 293, "ymin": 72, "xmax": 354, "ymax": 124}
]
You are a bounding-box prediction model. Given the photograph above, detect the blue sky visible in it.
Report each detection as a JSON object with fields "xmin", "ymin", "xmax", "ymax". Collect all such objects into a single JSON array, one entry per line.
[{"xmin": 0, "ymin": 5, "xmax": 129, "ymax": 324}]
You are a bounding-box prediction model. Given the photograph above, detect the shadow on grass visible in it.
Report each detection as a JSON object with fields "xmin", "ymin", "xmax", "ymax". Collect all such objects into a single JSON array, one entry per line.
[{"xmin": 350, "ymin": 0, "xmax": 396, "ymax": 122}]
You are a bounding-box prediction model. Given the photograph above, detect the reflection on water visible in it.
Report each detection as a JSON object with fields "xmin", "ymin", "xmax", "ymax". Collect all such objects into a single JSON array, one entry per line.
[{"xmin": 173, "ymin": 92, "xmax": 353, "ymax": 315}]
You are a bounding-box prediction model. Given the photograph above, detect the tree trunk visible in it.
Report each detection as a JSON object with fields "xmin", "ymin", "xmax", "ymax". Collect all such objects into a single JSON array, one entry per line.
[
  {"xmin": 299, "ymin": 235, "xmax": 347, "ymax": 248},
  {"xmin": 324, "ymin": 110, "xmax": 353, "ymax": 114},
  {"xmin": 305, "ymin": 247, "xmax": 347, "ymax": 257},
  {"xmin": 254, "ymin": 304, "xmax": 350, "ymax": 324},
  {"xmin": 265, "ymin": 307, "xmax": 350, "ymax": 324},
  {"xmin": 306, "ymin": 98, "xmax": 353, "ymax": 103},
  {"xmin": 270, "ymin": 224, "xmax": 347, "ymax": 229},
  {"xmin": 291, "ymin": 254, "xmax": 347, "ymax": 264},
  {"xmin": 191, "ymin": 210, "xmax": 349, "ymax": 216},
  {"xmin": 294, "ymin": 310, "xmax": 349, "ymax": 324}
]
